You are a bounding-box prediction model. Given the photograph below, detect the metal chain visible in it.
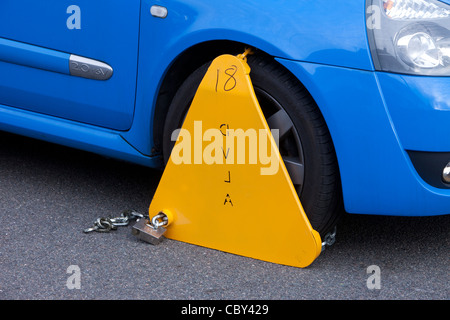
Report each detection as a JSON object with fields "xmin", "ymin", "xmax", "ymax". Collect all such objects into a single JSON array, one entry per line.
[
  {"xmin": 150, "ymin": 212, "xmax": 169, "ymax": 229},
  {"xmin": 321, "ymin": 226, "xmax": 337, "ymax": 252},
  {"xmin": 83, "ymin": 210, "xmax": 144, "ymax": 233}
]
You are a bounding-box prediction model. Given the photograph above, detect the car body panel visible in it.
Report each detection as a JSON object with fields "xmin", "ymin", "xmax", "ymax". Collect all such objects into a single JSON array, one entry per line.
[
  {"xmin": 0, "ymin": 0, "xmax": 449, "ymax": 217},
  {"xmin": 277, "ymin": 58, "xmax": 450, "ymax": 216},
  {"xmin": 0, "ymin": 103, "xmax": 160, "ymax": 167},
  {"xmin": 377, "ymin": 73, "xmax": 450, "ymax": 152},
  {"xmin": 0, "ymin": 0, "xmax": 140, "ymax": 130}
]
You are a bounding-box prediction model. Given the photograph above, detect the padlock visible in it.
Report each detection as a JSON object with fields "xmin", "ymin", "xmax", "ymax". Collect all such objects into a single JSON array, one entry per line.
[{"xmin": 131, "ymin": 218, "xmax": 167, "ymax": 245}]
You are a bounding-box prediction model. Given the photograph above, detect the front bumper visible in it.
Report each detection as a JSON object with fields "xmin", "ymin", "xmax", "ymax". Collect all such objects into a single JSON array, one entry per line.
[{"xmin": 276, "ymin": 58, "xmax": 450, "ymax": 216}]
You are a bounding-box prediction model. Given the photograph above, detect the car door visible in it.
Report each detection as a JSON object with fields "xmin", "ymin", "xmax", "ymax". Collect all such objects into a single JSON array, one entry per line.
[{"xmin": 0, "ymin": 0, "xmax": 140, "ymax": 131}]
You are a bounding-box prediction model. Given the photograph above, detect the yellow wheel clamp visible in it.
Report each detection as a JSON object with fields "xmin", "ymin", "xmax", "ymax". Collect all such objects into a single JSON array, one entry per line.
[{"xmin": 134, "ymin": 51, "xmax": 322, "ymax": 268}]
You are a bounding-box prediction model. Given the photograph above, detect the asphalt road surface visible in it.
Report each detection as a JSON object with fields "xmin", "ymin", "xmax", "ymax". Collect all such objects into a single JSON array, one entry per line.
[{"xmin": 0, "ymin": 131, "xmax": 448, "ymax": 301}]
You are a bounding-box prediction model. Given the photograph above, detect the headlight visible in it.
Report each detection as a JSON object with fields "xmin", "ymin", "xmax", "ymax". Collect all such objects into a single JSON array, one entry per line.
[{"xmin": 367, "ymin": 0, "xmax": 450, "ymax": 76}]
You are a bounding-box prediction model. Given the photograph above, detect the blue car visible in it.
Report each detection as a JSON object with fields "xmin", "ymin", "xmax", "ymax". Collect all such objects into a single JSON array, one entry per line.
[{"xmin": 1, "ymin": 0, "xmax": 449, "ymax": 238}]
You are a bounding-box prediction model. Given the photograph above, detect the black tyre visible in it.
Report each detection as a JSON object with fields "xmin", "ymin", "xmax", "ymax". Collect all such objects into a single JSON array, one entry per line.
[{"xmin": 163, "ymin": 54, "xmax": 342, "ymax": 237}]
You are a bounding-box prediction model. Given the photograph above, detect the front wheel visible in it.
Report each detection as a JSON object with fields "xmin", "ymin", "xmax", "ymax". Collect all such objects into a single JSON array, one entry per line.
[{"xmin": 163, "ymin": 54, "xmax": 343, "ymax": 237}]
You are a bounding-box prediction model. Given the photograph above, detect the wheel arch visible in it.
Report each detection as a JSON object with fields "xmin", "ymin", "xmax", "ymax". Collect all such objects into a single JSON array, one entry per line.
[{"xmin": 151, "ymin": 40, "xmax": 338, "ymax": 164}]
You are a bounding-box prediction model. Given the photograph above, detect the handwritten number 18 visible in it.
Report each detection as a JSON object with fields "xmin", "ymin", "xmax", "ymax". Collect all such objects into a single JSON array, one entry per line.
[{"xmin": 215, "ymin": 65, "xmax": 237, "ymax": 92}]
